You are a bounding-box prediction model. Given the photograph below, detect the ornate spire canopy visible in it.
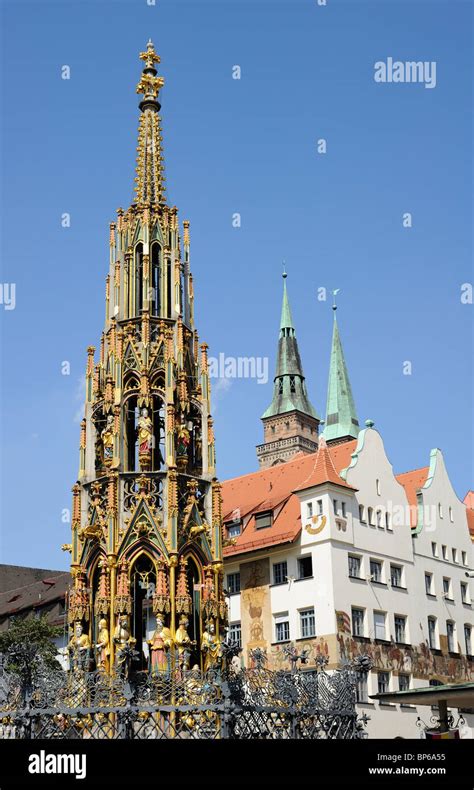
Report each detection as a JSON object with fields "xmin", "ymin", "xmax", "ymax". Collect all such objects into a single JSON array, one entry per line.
[
  {"xmin": 322, "ymin": 298, "xmax": 359, "ymax": 444},
  {"xmin": 134, "ymin": 39, "xmax": 166, "ymax": 206}
]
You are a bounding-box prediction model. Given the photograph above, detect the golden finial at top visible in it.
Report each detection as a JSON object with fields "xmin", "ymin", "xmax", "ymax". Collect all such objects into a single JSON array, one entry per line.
[
  {"xmin": 137, "ymin": 40, "xmax": 164, "ymax": 100},
  {"xmin": 139, "ymin": 39, "xmax": 161, "ymax": 69}
]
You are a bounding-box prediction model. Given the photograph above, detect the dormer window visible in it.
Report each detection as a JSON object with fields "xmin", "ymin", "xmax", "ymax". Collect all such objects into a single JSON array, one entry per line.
[
  {"xmin": 278, "ymin": 379, "xmax": 283, "ymax": 395},
  {"xmin": 289, "ymin": 375, "xmax": 296, "ymax": 393},
  {"xmin": 255, "ymin": 512, "xmax": 272, "ymax": 530},
  {"xmin": 226, "ymin": 521, "xmax": 242, "ymax": 539}
]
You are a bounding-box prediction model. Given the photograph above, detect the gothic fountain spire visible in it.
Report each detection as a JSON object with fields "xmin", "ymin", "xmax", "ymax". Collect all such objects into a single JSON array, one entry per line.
[
  {"xmin": 66, "ymin": 43, "xmax": 225, "ymax": 677},
  {"xmin": 134, "ymin": 39, "xmax": 167, "ymax": 206}
]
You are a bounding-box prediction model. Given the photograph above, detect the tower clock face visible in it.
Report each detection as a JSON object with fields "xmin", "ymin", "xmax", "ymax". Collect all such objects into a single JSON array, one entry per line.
[{"xmin": 305, "ymin": 515, "xmax": 326, "ymax": 535}]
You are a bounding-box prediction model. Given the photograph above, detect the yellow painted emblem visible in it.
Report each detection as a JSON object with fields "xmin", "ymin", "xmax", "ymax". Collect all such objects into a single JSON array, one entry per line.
[{"xmin": 304, "ymin": 515, "xmax": 326, "ymax": 535}]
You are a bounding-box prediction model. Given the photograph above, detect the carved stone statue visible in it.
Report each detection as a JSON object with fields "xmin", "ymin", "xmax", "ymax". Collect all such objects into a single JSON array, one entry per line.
[
  {"xmin": 138, "ymin": 408, "xmax": 153, "ymax": 454},
  {"xmin": 175, "ymin": 615, "xmax": 195, "ymax": 673},
  {"xmin": 176, "ymin": 423, "xmax": 190, "ymax": 460},
  {"xmin": 148, "ymin": 616, "xmax": 173, "ymax": 675},
  {"xmin": 201, "ymin": 621, "xmax": 222, "ymax": 673},
  {"xmin": 95, "ymin": 618, "xmax": 110, "ymax": 672},
  {"xmin": 113, "ymin": 614, "xmax": 136, "ymax": 673},
  {"xmin": 67, "ymin": 622, "xmax": 91, "ymax": 671},
  {"xmin": 101, "ymin": 414, "xmax": 114, "ymax": 464}
]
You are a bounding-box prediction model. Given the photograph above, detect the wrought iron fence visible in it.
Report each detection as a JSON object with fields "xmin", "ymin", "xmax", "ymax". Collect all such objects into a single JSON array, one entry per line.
[{"xmin": 0, "ymin": 652, "xmax": 369, "ymax": 740}]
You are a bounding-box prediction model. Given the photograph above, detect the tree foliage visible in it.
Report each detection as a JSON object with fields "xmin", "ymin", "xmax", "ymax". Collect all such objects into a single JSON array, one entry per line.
[{"xmin": 0, "ymin": 615, "xmax": 62, "ymax": 686}]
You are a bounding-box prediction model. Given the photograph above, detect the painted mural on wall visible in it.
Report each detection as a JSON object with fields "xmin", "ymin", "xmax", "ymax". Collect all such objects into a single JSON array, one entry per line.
[
  {"xmin": 240, "ymin": 559, "xmax": 271, "ymax": 663},
  {"xmin": 335, "ymin": 610, "xmax": 474, "ymax": 683},
  {"xmin": 269, "ymin": 635, "xmax": 338, "ymax": 671}
]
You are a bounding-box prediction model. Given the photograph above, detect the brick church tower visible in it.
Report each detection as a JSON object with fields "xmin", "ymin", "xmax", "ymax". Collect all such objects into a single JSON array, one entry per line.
[{"xmin": 256, "ymin": 273, "xmax": 320, "ymax": 469}]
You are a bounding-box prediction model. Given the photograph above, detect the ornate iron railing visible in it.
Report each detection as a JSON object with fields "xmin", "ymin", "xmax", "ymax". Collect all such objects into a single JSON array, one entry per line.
[{"xmin": 0, "ymin": 652, "xmax": 370, "ymax": 740}]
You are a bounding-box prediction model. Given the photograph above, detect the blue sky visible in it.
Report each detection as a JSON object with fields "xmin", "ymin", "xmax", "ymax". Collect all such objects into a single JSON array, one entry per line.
[{"xmin": 0, "ymin": 0, "xmax": 472, "ymax": 569}]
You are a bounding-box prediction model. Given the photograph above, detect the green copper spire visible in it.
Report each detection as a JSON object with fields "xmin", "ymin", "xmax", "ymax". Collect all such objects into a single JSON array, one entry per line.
[
  {"xmin": 322, "ymin": 298, "xmax": 359, "ymax": 442},
  {"xmin": 262, "ymin": 273, "xmax": 319, "ymax": 420},
  {"xmin": 280, "ymin": 270, "xmax": 295, "ymax": 332}
]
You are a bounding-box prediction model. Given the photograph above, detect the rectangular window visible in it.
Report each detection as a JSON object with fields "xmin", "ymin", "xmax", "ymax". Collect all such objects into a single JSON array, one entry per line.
[
  {"xmin": 465, "ymin": 625, "xmax": 472, "ymax": 656},
  {"xmin": 447, "ymin": 621, "xmax": 455, "ymax": 653},
  {"xmin": 306, "ymin": 502, "xmax": 313, "ymax": 519},
  {"xmin": 300, "ymin": 608, "xmax": 316, "ymax": 638},
  {"xmin": 227, "ymin": 522, "xmax": 242, "ymax": 539},
  {"xmin": 442, "ymin": 545, "xmax": 447, "ymax": 560},
  {"xmin": 394, "ymin": 615, "xmax": 407, "ymax": 644},
  {"xmin": 341, "ymin": 501, "xmax": 346, "ymax": 518},
  {"xmin": 317, "ymin": 499, "xmax": 323, "ymax": 515},
  {"xmin": 273, "ymin": 561, "xmax": 287, "ymax": 586},
  {"xmin": 297, "ymin": 556, "xmax": 313, "ymax": 580},
  {"xmin": 229, "ymin": 622, "xmax": 241, "ymax": 648},
  {"xmin": 255, "ymin": 512, "xmax": 272, "ymax": 529},
  {"xmin": 227, "ymin": 572, "xmax": 241, "ymax": 595},
  {"xmin": 359, "ymin": 505, "xmax": 366, "ymax": 524},
  {"xmin": 398, "ymin": 674, "xmax": 410, "ymax": 692},
  {"xmin": 370, "ymin": 560, "xmax": 383, "ymax": 583},
  {"xmin": 425, "ymin": 573, "xmax": 433, "ymax": 595},
  {"xmin": 348, "ymin": 555, "xmax": 361, "ymax": 579},
  {"xmin": 377, "ymin": 672, "xmax": 389, "ymax": 694},
  {"xmin": 275, "ymin": 617, "xmax": 290, "ymax": 643},
  {"xmin": 333, "ymin": 499, "xmax": 339, "ymax": 515},
  {"xmin": 356, "ymin": 674, "xmax": 368, "ymax": 703},
  {"xmin": 385, "ymin": 512, "xmax": 392, "ymax": 530},
  {"xmin": 443, "ymin": 578, "xmax": 451, "ymax": 598},
  {"xmin": 368, "ymin": 507, "xmax": 374, "ymax": 526},
  {"xmin": 452, "ymin": 548, "xmax": 458, "ymax": 563},
  {"xmin": 461, "ymin": 582, "xmax": 469, "ymax": 604},
  {"xmin": 390, "ymin": 565, "xmax": 402, "ymax": 588},
  {"xmin": 374, "ymin": 611, "xmax": 386, "ymax": 640},
  {"xmin": 431, "ymin": 542, "xmax": 438, "ymax": 557},
  {"xmin": 462, "ymin": 551, "xmax": 467, "ymax": 566},
  {"xmin": 352, "ymin": 607, "xmax": 365, "ymax": 637},
  {"xmin": 428, "ymin": 618, "xmax": 437, "ymax": 649},
  {"xmin": 376, "ymin": 510, "xmax": 382, "ymax": 528}
]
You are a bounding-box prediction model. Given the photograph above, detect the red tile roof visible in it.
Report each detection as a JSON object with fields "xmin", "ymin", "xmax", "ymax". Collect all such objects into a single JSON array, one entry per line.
[
  {"xmin": 464, "ymin": 491, "xmax": 474, "ymax": 510},
  {"xmin": 395, "ymin": 467, "xmax": 429, "ymax": 527},
  {"xmin": 222, "ymin": 440, "xmax": 357, "ymax": 557},
  {"xmin": 293, "ymin": 438, "xmax": 356, "ymax": 493},
  {"xmin": 464, "ymin": 492, "xmax": 474, "ymax": 538}
]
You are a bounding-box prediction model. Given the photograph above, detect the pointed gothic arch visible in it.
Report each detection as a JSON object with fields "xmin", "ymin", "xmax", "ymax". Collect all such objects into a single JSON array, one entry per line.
[
  {"xmin": 128, "ymin": 550, "xmax": 158, "ymax": 671},
  {"xmin": 135, "ymin": 242, "xmax": 144, "ymax": 316},
  {"xmin": 180, "ymin": 551, "xmax": 203, "ymax": 668},
  {"xmin": 150, "ymin": 241, "xmax": 161, "ymax": 317}
]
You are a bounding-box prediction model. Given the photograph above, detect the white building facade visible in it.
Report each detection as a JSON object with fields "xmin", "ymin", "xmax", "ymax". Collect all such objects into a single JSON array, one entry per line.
[{"xmin": 223, "ymin": 425, "xmax": 474, "ymax": 739}]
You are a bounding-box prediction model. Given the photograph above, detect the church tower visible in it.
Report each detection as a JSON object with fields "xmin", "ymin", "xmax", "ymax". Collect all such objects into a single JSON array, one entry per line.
[
  {"xmin": 256, "ymin": 273, "xmax": 320, "ymax": 469},
  {"xmin": 322, "ymin": 301, "xmax": 359, "ymax": 445},
  {"xmin": 65, "ymin": 42, "xmax": 226, "ymax": 675}
]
